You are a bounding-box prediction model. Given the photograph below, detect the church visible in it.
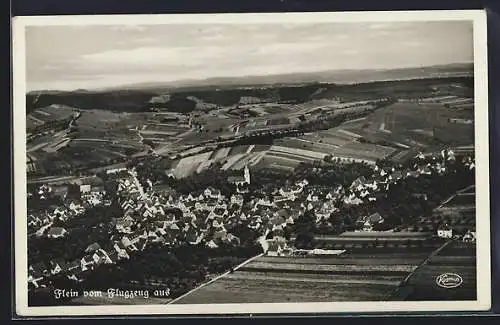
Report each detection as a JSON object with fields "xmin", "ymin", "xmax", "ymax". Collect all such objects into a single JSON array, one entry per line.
[{"xmin": 227, "ymin": 165, "xmax": 251, "ymax": 187}]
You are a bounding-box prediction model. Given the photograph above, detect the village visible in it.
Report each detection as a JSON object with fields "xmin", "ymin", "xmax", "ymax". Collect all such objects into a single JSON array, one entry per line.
[{"xmin": 26, "ymin": 145, "xmax": 476, "ymax": 297}]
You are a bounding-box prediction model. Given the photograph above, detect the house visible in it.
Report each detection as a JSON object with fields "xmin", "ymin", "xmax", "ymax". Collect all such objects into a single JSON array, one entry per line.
[
  {"xmin": 84, "ymin": 242, "xmax": 101, "ymax": 254},
  {"xmin": 310, "ymin": 249, "xmax": 346, "ymax": 256},
  {"xmin": 204, "ymin": 187, "xmax": 222, "ymax": 200},
  {"xmin": 134, "ymin": 237, "xmax": 149, "ymax": 251},
  {"xmin": 28, "ymin": 262, "xmax": 48, "ymax": 288},
  {"xmin": 68, "ymin": 201, "xmax": 85, "ymax": 214},
  {"xmin": 406, "ymin": 170, "xmax": 420, "ymax": 178},
  {"xmin": 206, "ymin": 240, "xmax": 219, "ymax": 248},
  {"xmin": 28, "ymin": 215, "xmax": 42, "ymax": 228},
  {"xmin": 92, "ymin": 249, "xmax": 113, "ymax": 265},
  {"xmin": 418, "ymin": 165, "xmax": 432, "ymax": 175},
  {"xmin": 106, "ymin": 251, "xmax": 119, "ymax": 264},
  {"xmin": 66, "ymin": 260, "xmax": 81, "ymax": 273},
  {"xmin": 49, "ymin": 260, "xmax": 68, "ymax": 275},
  {"xmin": 80, "ymin": 255, "xmax": 95, "ymax": 271},
  {"xmin": 116, "ymin": 218, "xmax": 134, "ymax": 233},
  {"xmin": 212, "ymin": 219, "xmax": 224, "ymax": 229},
  {"xmin": 213, "ymin": 229, "xmax": 228, "ymax": 242},
  {"xmin": 46, "ymin": 227, "xmax": 68, "ymax": 239},
  {"xmin": 350, "ymin": 176, "xmax": 367, "ymax": 191},
  {"xmin": 389, "ymin": 171, "xmax": 403, "ymax": 181},
  {"xmin": 359, "ymin": 190, "xmax": 370, "ymax": 198},
  {"xmin": 437, "ymin": 224, "xmax": 453, "ymax": 239},
  {"xmin": 361, "ymin": 213, "xmax": 385, "ymax": 232},
  {"xmin": 274, "ymin": 195, "xmax": 293, "ymax": 204},
  {"xmin": 67, "ymin": 273, "xmax": 84, "ymax": 282},
  {"xmin": 121, "ymin": 236, "xmax": 138, "ymax": 252},
  {"xmin": 279, "ymin": 185, "xmax": 303, "ymax": 197},
  {"xmin": 266, "ymin": 238, "xmax": 289, "ymax": 256},
  {"xmin": 230, "ymin": 194, "xmax": 244, "ymax": 206},
  {"xmin": 80, "ymin": 184, "xmax": 91, "ymax": 194},
  {"xmin": 222, "ymin": 233, "xmax": 241, "ymax": 246},
  {"xmin": 28, "ymin": 272, "xmax": 45, "ymax": 289},
  {"xmin": 462, "ymin": 230, "xmax": 476, "ymax": 242},
  {"xmin": 188, "ymin": 232, "xmax": 205, "ymax": 245}
]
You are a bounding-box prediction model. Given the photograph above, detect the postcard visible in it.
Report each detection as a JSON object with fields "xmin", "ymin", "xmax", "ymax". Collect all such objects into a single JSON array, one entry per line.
[{"xmin": 12, "ymin": 9, "xmax": 490, "ymax": 316}]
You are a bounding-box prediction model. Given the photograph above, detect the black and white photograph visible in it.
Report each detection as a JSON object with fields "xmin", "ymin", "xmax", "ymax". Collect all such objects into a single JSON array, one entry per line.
[{"xmin": 13, "ymin": 10, "xmax": 490, "ymax": 316}]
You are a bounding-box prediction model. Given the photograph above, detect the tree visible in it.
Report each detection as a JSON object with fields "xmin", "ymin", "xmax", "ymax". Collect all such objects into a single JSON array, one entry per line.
[
  {"xmin": 293, "ymin": 210, "xmax": 316, "ymax": 249},
  {"xmin": 294, "ymin": 232, "xmax": 315, "ymax": 249}
]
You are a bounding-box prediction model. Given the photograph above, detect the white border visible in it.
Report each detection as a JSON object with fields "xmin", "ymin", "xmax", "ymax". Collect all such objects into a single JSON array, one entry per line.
[{"xmin": 13, "ymin": 10, "xmax": 490, "ymax": 317}]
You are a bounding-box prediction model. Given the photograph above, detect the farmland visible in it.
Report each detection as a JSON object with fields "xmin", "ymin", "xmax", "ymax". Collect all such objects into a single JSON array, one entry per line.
[
  {"xmin": 171, "ymin": 151, "xmax": 214, "ymax": 178},
  {"xmin": 173, "ymin": 236, "xmax": 475, "ymax": 304},
  {"xmin": 172, "ymin": 248, "xmax": 439, "ymax": 304},
  {"xmin": 241, "ymin": 96, "xmax": 473, "ymax": 172},
  {"xmin": 392, "ymin": 241, "xmax": 477, "ymax": 301},
  {"xmin": 26, "ymin": 105, "xmax": 77, "ymax": 131},
  {"xmin": 26, "ymin": 74, "xmax": 475, "ymax": 178},
  {"xmin": 162, "ymin": 90, "xmax": 475, "ymax": 177}
]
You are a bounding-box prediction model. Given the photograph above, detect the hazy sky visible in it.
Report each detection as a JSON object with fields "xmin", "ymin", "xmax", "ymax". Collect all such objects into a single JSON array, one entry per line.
[{"xmin": 25, "ymin": 20, "xmax": 473, "ymax": 91}]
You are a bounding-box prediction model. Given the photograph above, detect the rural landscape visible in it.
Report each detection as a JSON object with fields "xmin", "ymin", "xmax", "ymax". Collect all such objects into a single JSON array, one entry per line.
[{"xmin": 23, "ymin": 21, "xmax": 479, "ymax": 307}]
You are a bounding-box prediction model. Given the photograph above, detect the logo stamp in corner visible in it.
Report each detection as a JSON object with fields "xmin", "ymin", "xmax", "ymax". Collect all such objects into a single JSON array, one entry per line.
[{"xmin": 435, "ymin": 273, "xmax": 463, "ymax": 289}]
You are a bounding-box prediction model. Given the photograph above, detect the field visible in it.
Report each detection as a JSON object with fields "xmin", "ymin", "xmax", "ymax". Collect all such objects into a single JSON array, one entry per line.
[
  {"xmin": 394, "ymin": 241, "xmax": 477, "ymax": 301},
  {"xmin": 174, "ymin": 240, "xmax": 476, "ymax": 304},
  {"xmin": 26, "ymin": 78, "xmax": 475, "ymax": 177},
  {"xmin": 444, "ymin": 193, "xmax": 475, "ymax": 207},
  {"xmin": 410, "ymin": 186, "xmax": 476, "ymax": 233},
  {"xmin": 27, "ymin": 105, "xmax": 76, "ymax": 130},
  {"xmin": 173, "ymin": 248, "xmax": 439, "ymax": 304},
  {"xmin": 140, "ymin": 123, "xmax": 192, "ymax": 142},
  {"xmin": 250, "ymin": 99, "xmax": 474, "ymax": 171},
  {"xmin": 173, "ymin": 277, "xmax": 399, "ymax": 303},
  {"xmin": 171, "ymin": 151, "xmax": 213, "ymax": 178}
]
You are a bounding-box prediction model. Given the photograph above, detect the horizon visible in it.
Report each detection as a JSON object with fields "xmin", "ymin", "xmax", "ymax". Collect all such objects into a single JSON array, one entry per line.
[
  {"xmin": 26, "ymin": 61, "xmax": 474, "ymax": 93},
  {"xmin": 26, "ymin": 20, "xmax": 474, "ymax": 92}
]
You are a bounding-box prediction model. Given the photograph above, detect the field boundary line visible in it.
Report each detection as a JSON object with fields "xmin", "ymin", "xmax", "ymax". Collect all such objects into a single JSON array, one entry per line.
[
  {"xmin": 167, "ymin": 253, "xmax": 264, "ymax": 305},
  {"xmin": 402, "ymin": 239, "xmax": 453, "ymax": 285},
  {"xmin": 388, "ymin": 239, "xmax": 453, "ymax": 300}
]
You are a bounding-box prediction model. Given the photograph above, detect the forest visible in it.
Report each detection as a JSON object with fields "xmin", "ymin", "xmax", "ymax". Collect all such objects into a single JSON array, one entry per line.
[{"xmin": 26, "ymin": 77, "xmax": 472, "ymax": 114}]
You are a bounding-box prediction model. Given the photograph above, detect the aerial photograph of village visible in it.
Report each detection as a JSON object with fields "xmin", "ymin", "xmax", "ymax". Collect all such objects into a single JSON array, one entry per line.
[{"xmin": 24, "ymin": 19, "xmax": 478, "ymax": 306}]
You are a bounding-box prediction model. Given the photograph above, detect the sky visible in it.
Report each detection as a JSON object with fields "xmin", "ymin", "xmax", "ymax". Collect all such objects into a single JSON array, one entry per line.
[{"xmin": 25, "ymin": 20, "xmax": 474, "ymax": 91}]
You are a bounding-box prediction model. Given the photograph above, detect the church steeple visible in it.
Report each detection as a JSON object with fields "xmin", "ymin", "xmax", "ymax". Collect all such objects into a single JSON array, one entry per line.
[{"xmin": 244, "ymin": 165, "xmax": 251, "ymax": 184}]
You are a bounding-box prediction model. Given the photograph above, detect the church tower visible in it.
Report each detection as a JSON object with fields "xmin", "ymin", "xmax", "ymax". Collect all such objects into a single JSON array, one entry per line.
[{"xmin": 244, "ymin": 165, "xmax": 251, "ymax": 184}]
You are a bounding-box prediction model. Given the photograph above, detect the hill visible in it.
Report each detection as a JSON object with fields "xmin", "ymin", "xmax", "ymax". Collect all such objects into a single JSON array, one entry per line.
[{"xmin": 26, "ymin": 63, "xmax": 473, "ymax": 114}]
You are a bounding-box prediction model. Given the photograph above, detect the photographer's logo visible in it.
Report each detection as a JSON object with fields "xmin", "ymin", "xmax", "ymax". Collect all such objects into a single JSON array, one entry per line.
[{"xmin": 436, "ymin": 273, "xmax": 463, "ymax": 289}]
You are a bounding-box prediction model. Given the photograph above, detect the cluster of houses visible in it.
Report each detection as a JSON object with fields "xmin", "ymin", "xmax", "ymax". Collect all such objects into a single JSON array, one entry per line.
[
  {"xmin": 113, "ymin": 172, "xmax": 248, "ymax": 250},
  {"xmin": 27, "ymin": 148, "xmax": 476, "ymax": 290},
  {"xmin": 28, "ymin": 243, "xmax": 115, "ymax": 290},
  {"xmin": 28, "ymin": 184, "xmax": 109, "ymax": 237},
  {"xmin": 437, "ymin": 224, "xmax": 476, "ymax": 242}
]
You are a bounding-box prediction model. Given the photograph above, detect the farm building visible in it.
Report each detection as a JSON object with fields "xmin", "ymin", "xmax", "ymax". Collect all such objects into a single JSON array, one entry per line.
[
  {"xmin": 449, "ymin": 118, "xmax": 473, "ymax": 125},
  {"xmin": 462, "ymin": 230, "xmax": 476, "ymax": 243},
  {"xmin": 266, "ymin": 237, "xmax": 292, "ymax": 256},
  {"xmin": 46, "ymin": 227, "xmax": 68, "ymax": 239},
  {"xmin": 437, "ymin": 224, "xmax": 453, "ymax": 239},
  {"xmin": 79, "ymin": 184, "xmax": 91, "ymax": 194}
]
